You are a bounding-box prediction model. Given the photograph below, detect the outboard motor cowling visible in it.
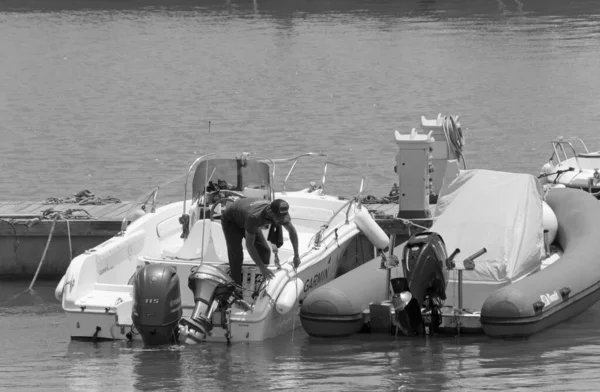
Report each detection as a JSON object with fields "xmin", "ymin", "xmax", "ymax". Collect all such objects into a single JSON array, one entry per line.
[
  {"xmin": 401, "ymin": 232, "xmax": 449, "ymax": 304},
  {"xmin": 132, "ymin": 264, "xmax": 183, "ymax": 346},
  {"xmin": 179, "ymin": 264, "xmax": 236, "ymax": 340},
  {"xmin": 391, "ymin": 232, "xmax": 450, "ymax": 335}
]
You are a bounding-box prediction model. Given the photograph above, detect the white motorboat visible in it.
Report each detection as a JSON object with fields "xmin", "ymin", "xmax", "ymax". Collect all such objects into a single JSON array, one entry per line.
[
  {"xmin": 539, "ymin": 137, "xmax": 600, "ymax": 197},
  {"xmin": 55, "ymin": 152, "xmax": 390, "ymax": 345}
]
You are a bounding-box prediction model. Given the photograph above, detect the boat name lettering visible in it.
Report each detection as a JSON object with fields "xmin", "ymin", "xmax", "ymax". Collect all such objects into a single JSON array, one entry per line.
[
  {"xmin": 540, "ymin": 291, "xmax": 560, "ymax": 306},
  {"xmin": 98, "ymin": 265, "xmax": 113, "ymax": 275},
  {"xmin": 304, "ymin": 268, "xmax": 329, "ymax": 293}
]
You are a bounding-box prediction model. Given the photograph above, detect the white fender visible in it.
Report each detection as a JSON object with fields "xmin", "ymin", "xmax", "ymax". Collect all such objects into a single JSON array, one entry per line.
[
  {"xmin": 543, "ymin": 201, "xmax": 558, "ymax": 245},
  {"xmin": 55, "ymin": 274, "xmax": 67, "ymax": 301},
  {"xmin": 275, "ymin": 277, "xmax": 304, "ymax": 314},
  {"xmin": 354, "ymin": 206, "xmax": 389, "ymax": 250}
]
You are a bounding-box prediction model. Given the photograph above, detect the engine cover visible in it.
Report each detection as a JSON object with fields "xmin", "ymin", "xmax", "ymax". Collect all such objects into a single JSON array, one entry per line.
[
  {"xmin": 132, "ymin": 263, "xmax": 183, "ymax": 346},
  {"xmin": 184, "ymin": 264, "xmax": 234, "ymax": 336},
  {"xmin": 401, "ymin": 231, "xmax": 449, "ymax": 305}
]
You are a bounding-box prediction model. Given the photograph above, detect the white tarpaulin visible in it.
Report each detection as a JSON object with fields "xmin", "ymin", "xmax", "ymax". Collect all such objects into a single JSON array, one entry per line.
[{"xmin": 431, "ymin": 169, "xmax": 545, "ymax": 282}]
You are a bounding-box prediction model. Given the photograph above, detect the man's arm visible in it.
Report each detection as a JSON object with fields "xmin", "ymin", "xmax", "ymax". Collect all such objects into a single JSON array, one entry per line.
[
  {"xmin": 245, "ymin": 229, "xmax": 274, "ymax": 279},
  {"xmin": 282, "ymin": 222, "xmax": 301, "ymax": 268}
]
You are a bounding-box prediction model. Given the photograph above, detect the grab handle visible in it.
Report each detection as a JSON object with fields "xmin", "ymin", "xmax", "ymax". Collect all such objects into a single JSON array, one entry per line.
[
  {"xmin": 463, "ymin": 248, "xmax": 487, "ymax": 270},
  {"xmin": 445, "ymin": 248, "xmax": 461, "ymax": 269}
]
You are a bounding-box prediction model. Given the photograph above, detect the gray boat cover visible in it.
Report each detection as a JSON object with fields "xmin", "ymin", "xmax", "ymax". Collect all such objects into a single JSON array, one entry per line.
[{"xmin": 432, "ymin": 169, "xmax": 545, "ymax": 282}]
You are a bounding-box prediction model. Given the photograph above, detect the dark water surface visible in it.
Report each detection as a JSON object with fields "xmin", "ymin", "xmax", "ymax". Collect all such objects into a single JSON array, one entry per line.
[{"xmin": 2, "ymin": 0, "xmax": 600, "ymax": 390}]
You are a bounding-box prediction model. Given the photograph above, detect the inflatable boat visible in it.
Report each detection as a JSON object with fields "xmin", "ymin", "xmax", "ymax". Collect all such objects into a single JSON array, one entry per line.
[{"xmin": 300, "ymin": 169, "xmax": 600, "ymax": 339}]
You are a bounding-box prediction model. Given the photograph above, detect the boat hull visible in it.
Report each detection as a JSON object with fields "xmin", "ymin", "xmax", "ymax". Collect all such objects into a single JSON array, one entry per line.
[
  {"xmin": 300, "ymin": 235, "xmax": 410, "ymax": 338},
  {"xmin": 63, "ymin": 231, "xmax": 376, "ymax": 342},
  {"xmin": 301, "ymin": 187, "xmax": 600, "ymax": 339},
  {"xmin": 480, "ymin": 187, "xmax": 600, "ymax": 337}
]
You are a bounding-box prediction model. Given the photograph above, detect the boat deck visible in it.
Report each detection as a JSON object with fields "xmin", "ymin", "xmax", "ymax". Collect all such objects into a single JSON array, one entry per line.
[{"xmin": 0, "ymin": 200, "xmax": 135, "ymax": 220}]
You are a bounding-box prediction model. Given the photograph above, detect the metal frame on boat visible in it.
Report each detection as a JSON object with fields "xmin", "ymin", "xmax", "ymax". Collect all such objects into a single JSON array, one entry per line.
[{"xmin": 539, "ymin": 137, "xmax": 600, "ymax": 197}]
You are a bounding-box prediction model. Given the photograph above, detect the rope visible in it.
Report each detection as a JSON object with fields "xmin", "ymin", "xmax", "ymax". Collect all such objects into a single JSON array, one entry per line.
[
  {"xmin": 291, "ymin": 263, "xmax": 298, "ymax": 344},
  {"xmin": 42, "ymin": 189, "xmax": 121, "ymax": 206},
  {"xmin": 0, "ymin": 219, "xmax": 20, "ymax": 253},
  {"xmin": 41, "ymin": 208, "xmax": 92, "ymax": 220},
  {"xmin": 66, "ymin": 219, "xmax": 72, "ymax": 262},
  {"xmin": 28, "ymin": 216, "xmax": 58, "ymax": 292},
  {"xmin": 442, "ymin": 115, "xmax": 466, "ymax": 169},
  {"xmin": 360, "ymin": 184, "xmax": 400, "ymax": 205},
  {"xmin": 394, "ymin": 217, "xmax": 432, "ymax": 231}
]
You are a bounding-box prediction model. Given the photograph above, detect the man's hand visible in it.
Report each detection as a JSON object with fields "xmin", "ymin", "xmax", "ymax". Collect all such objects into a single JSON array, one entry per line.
[
  {"xmin": 293, "ymin": 254, "xmax": 301, "ymax": 269},
  {"xmin": 260, "ymin": 266, "xmax": 275, "ymax": 281}
]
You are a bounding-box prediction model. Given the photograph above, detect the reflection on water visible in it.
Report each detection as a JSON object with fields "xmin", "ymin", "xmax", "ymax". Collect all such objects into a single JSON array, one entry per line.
[
  {"xmin": 2, "ymin": 278, "xmax": 600, "ymax": 391},
  {"xmin": 3, "ymin": 0, "xmax": 600, "ymax": 390}
]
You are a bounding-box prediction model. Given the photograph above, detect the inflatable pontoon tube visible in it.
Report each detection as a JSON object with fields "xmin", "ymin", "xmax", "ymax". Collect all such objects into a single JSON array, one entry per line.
[
  {"xmin": 300, "ymin": 251, "xmax": 401, "ymax": 337},
  {"xmin": 481, "ymin": 188, "xmax": 600, "ymax": 338}
]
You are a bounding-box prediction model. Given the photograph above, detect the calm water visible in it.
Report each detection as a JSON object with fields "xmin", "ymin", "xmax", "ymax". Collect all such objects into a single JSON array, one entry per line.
[{"xmin": 2, "ymin": 0, "xmax": 600, "ymax": 390}]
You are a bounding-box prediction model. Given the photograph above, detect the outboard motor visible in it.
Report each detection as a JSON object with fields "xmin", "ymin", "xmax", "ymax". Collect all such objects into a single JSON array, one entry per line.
[
  {"xmin": 132, "ymin": 263, "xmax": 183, "ymax": 346},
  {"xmin": 392, "ymin": 232, "xmax": 455, "ymax": 335},
  {"xmin": 179, "ymin": 264, "xmax": 249, "ymax": 343},
  {"xmin": 402, "ymin": 232, "xmax": 450, "ymax": 304}
]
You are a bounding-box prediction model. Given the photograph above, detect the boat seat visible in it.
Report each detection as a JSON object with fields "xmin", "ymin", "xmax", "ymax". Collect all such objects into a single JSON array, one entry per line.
[
  {"xmin": 156, "ymin": 214, "xmax": 182, "ymax": 239},
  {"xmin": 160, "ymin": 219, "xmax": 214, "ymax": 261}
]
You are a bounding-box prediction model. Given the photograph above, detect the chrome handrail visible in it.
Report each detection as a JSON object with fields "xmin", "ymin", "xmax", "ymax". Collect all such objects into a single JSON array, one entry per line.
[
  {"xmin": 269, "ymin": 152, "xmax": 370, "ymax": 249},
  {"xmin": 182, "ymin": 153, "xmax": 217, "ymax": 216},
  {"xmin": 551, "ymin": 139, "xmax": 583, "ymax": 169},
  {"xmin": 312, "ymin": 198, "xmax": 363, "ymax": 249},
  {"xmin": 322, "ymin": 160, "xmax": 368, "ymax": 197},
  {"xmin": 269, "ymin": 152, "xmax": 367, "ymax": 197},
  {"xmin": 119, "ymin": 174, "xmax": 184, "ymax": 233},
  {"xmin": 269, "ymin": 152, "xmax": 328, "ymax": 193},
  {"xmin": 551, "ymin": 137, "xmax": 590, "ymax": 161}
]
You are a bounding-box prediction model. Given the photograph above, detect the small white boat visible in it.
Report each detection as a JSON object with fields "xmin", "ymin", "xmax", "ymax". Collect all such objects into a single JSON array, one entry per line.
[
  {"xmin": 539, "ymin": 137, "xmax": 600, "ymax": 197},
  {"xmin": 55, "ymin": 152, "xmax": 390, "ymax": 346}
]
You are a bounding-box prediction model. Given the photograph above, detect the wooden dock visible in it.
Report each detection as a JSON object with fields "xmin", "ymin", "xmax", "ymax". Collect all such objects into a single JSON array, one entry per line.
[
  {"xmin": 0, "ymin": 200, "xmax": 136, "ymax": 279},
  {"xmin": 0, "ymin": 199, "xmax": 413, "ymax": 279}
]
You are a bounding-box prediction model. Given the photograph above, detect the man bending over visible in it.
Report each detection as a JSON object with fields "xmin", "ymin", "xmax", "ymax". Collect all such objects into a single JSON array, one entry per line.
[{"xmin": 220, "ymin": 198, "xmax": 300, "ymax": 286}]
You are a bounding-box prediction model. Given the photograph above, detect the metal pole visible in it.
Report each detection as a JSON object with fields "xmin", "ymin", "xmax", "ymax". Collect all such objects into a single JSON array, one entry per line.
[
  {"xmin": 458, "ymin": 270, "xmax": 463, "ymax": 310},
  {"xmin": 385, "ymin": 234, "xmax": 396, "ymax": 301}
]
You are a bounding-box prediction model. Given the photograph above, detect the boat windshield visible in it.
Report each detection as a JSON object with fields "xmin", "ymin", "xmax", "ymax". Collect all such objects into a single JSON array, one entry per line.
[{"xmin": 191, "ymin": 158, "xmax": 271, "ymax": 201}]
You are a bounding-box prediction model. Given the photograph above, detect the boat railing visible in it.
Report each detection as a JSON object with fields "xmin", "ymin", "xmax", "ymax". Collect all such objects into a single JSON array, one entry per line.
[
  {"xmin": 264, "ymin": 152, "xmax": 370, "ymax": 250},
  {"xmin": 119, "ymin": 172, "xmax": 186, "ymax": 234},
  {"xmin": 551, "ymin": 137, "xmax": 589, "ymax": 167},
  {"xmin": 310, "ymin": 193, "xmax": 374, "ymax": 250},
  {"xmin": 270, "ymin": 152, "xmax": 367, "ymax": 197},
  {"xmin": 118, "ymin": 152, "xmax": 369, "ymax": 242}
]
